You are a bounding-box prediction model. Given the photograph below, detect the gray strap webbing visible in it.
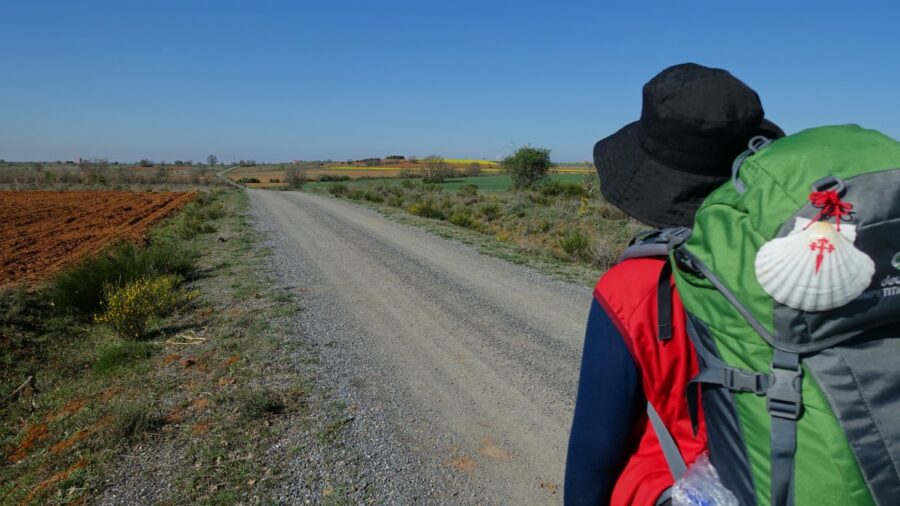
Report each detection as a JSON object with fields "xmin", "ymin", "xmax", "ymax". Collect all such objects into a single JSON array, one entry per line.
[
  {"xmin": 618, "ymin": 243, "xmax": 668, "ymax": 263},
  {"xmin": 647, "ymin": 402, "xmax": 687, "ymax": 481},
  {"xmin": 617, "ymin": 227, "xmax": 692, "ymax": 263},
  {"xmin": 768, "ymin": 350, "xmax": 802, "ymax": 506},
  {"xmin": 678, "ymin": 247, "xmax": 776, "ymax": 345},
  {"xmin": 655, "ymin": 486, "xmax": 673, "ymax": 506},
  {"xmin": 687, "ymin": 365, "xmax": 770, "ymax": 433},
  {"xmin": 731, "ymin": 135, "xmax": 773, "ymax": 194},
  {"xmin": 771, "ymin": 416, "xmax": 797, "ymax": 506}
]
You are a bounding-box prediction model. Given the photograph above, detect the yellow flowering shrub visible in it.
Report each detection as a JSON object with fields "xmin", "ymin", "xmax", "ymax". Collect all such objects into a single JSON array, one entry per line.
[
  {"xmin": 578, "ymin": 196, "xmax": 591, "ymax": 216},
  {"xmin": 95, "ymin": 275, "xmax": 197, "ymax": 341}
]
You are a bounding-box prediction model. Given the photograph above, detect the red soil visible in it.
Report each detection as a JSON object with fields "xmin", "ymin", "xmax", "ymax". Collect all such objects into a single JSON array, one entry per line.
[
  {"xmin": 19, "ymin": 459, "xmax": 87, "ymax": 506},
  {"xmin": 0, "ymin": 190, "xmax": 196, "ymax": 288},
  {"xmin": 48, "ymin": 416, "xmax": 111, "ymax": 455},
  {"xmin": 6, "ymin": 423, "xmax": 49, "ymax": 463}
]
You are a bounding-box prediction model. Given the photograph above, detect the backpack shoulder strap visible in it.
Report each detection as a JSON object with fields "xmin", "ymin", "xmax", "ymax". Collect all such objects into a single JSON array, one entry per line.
[
  {"xmin": 617, "ymin": 228, "xmax": 692, "ymax": 341},
  {"xmin": 617, "ymin": 227, "xmax": 692, "ymax": 263},
  {"xmin": 647, "ymin": 401, "xmax": 688, "ymax": 481}
]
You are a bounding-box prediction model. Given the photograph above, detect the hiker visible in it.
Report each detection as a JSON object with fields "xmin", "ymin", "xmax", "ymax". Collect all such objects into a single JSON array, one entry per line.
[{"xmin": 564, "ymin": 63, "xmax": 784, "ymax": 505}]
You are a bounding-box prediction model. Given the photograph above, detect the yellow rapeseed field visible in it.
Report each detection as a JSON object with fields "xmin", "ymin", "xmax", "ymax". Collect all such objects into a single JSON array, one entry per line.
[{"xmin": 443, "ymin": 159, "xmax": 500, "ymax": 166}]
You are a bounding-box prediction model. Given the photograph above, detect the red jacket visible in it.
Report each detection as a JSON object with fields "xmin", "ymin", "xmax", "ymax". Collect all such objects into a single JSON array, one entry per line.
[{"xmin": 594, "ymin": 257, "xmax": 708, "ymax": 505}]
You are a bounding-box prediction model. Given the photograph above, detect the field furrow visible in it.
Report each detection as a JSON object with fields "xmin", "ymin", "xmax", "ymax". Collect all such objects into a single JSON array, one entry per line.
[{"xmin": 1, "ymin": 191, "xmax": 195, "ymax": 287}]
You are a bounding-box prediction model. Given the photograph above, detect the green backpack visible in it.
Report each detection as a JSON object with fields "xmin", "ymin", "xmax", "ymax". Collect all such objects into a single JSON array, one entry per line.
[{"xmin": 666, "ymin": 125, "xmax": 900, "ymax": 505}]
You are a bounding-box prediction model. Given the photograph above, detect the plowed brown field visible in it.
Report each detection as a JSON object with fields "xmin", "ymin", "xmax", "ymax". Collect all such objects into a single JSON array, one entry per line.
[{"xmin": 1, "ymin": 191, "xmax": 196, "ymax": 287}]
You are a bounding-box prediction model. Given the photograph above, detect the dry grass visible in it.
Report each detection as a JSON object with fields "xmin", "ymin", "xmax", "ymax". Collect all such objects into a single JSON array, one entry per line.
[
  {"xmin": 311, "ymin": 177, "xmax": 642, "ymax": 272},
  {"xmin": 0, "ymin": 162, "xmax": 224, "ymax": 189}
]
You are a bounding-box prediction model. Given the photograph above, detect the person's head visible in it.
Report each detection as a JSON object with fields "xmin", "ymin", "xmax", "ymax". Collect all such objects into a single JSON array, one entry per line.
[{"xmin": 594, "ymin": 63, "xmax": 784, "ymax": 228}]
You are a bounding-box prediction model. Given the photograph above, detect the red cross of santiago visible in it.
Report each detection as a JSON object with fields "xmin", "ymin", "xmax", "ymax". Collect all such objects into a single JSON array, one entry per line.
[{"xmin": 810, "ymin": 237, "xmax": 835, "ymax": 274}]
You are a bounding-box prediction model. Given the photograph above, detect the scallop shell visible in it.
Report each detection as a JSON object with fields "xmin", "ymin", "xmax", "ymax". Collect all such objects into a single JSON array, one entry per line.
[{"xmin": 755, "ymin": 218, "xmax": 875, "ymax": 311}]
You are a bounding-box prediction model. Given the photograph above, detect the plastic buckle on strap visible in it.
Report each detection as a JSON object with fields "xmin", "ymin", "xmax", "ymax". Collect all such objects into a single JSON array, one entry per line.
[
  {"xmin": 661, "ymin": 227, "xmax": 692, "ymax": 251},
  {"xmin": 724, "ymin": 368, "xmax": 768, "ymax": 395},
  {"xmin": 767, "ymin": 364, "xmax": 803, "ymax": 420}
]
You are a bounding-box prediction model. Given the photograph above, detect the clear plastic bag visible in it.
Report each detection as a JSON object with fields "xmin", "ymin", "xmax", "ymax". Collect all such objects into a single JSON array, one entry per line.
[{"xmin": 671, "ymin": 453, "xmax": 738, "ymax": 506}]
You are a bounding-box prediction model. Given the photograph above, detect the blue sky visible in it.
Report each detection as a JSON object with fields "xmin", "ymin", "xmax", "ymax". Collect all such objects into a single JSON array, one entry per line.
[{"xmin": 1, "ymin": 1, "xmax": 898, "ymax": 163}]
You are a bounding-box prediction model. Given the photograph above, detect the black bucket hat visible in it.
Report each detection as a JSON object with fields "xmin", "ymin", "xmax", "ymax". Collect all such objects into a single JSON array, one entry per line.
[{"xmin": 594, "ymin": 63, "xmax": 784, "ymax": 228}]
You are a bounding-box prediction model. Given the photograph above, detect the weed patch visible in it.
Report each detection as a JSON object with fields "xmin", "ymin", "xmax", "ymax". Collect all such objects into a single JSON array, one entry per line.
[
  {"xmin": 237, "ymin": 388, "xmax": 287, "ymax": 420},
  {"xmin": 558, "ymin": 230, "xmax": 592, "ymax": 260},
  {"xmin": 51, "ymin": 241, "xmax": 197, "ymax": 318},
  {"xmin": 317, "ymin": 416, "xmax": 353, "ymax": 445},
  {"xmin": 407, "ymin": 201, "xmax": 445, "ymax": 220},
  {"xmin": 111, "ymin": 402, "xmax": 166, "ymax": 441},
  {"xmin": 448, "ymin": 212, "xmax": 474, "ymax": 228},
  {"xmin": 93, "ymin": 341, "xmax": 155, "ymax": 374}
]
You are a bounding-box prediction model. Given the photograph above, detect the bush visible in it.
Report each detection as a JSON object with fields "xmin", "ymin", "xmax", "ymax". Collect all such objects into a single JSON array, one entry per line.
[
  {"xmin": 346, "ymin": 189, "xmax": 366, "ymax": 200},
  {"xmin": 51, "ymin": 241, "xmax": 198, "ymax": 318},
  {"xmin": 540, "ymin": 180, "xmax": 584, "ymax": 198},
  {"xmin": 400, "ymin": 179, "xmax": 416, "ymax": 189},
  {"xmin": 449, "ymin": 212, "xmax": 474, "ymax": 228},
  {"xmin": 318, "ymin": 175, "xmax": 351, "ymax": 182},
  {"xmin": 407, "ymin": 201, "xmax": 445, "ymax": 220},
  {"xmin": 478, "ymin": 202, "xmax": 502, "ymax": 221},
  {"xmin": 363, "ymin": 191, "xmax": 384, "ymax": 203},
  {"xmin": 592, "ymin": 237, "xmax": 623, "ymax": 270},
  {"xmin": 559, "ymin": 230, "xmax": 592, "ymax": 260},
  {"xmin": 94, "ymin": 275, "xmax": 197, "ymax": 340},
  {"xmin": 503, "ymin": 146, "xmax": 552, "ymax": 189},
  {"xmin": 581, "ymin": 173, "xmax": 599, "ymax": 197},
  {"xmin": 457, "ymin": 184, "xmax": 479, "ymax": 197},
  {"xmin": 327, "ymin": 183, "xmax": 348, "ymax": 195},
  {"xmin": 173, "ymin": 206, "xmax": 222, "ymax": 239},
  {"xmin": 237, "ymin": 177, "xmax": 260, "ymax": 184}
]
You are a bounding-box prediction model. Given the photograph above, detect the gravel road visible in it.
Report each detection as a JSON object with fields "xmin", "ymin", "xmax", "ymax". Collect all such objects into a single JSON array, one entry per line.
[{"xmin": 250, "ymin": 190, "xmax": 592, "ymax": 505}]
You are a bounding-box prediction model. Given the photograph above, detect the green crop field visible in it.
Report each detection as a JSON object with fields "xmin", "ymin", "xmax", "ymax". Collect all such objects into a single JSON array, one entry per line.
[{"xmin": 304, "ymin": 173, "xmax": 589, "ymax": 192}]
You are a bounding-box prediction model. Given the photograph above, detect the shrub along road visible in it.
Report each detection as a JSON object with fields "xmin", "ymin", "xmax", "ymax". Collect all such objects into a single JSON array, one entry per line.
[{"xmin": 250, "ymin": 189, "xmax": 591, "ymax": 504}]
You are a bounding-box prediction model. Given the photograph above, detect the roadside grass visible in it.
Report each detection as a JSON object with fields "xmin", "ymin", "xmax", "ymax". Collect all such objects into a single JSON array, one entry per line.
[
  {"xmin": 1, "ymin": 190, "xmax": 360, "ymax": 504},
  {"xmin": 93, "ymin": 342, "xmax": 155, "ymax": 374},
  {"xmin": 50, "ymin": 240, "xmax": 198, "ymax": 319},
  {"xmin": 305, "ymin": 173, "xmax": 586, "ymax": 192},
  {"xmin": 307, "ymin": 176, "xmax": 643, "ymax": 285}
]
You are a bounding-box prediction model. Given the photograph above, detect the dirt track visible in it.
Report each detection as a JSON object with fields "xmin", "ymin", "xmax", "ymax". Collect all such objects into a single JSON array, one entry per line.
[
  {"xmin": 250, "ymin": 190, "xmax": 590, "ymax": 504},
  {"xmin": 0, "ymin": 191, "xmax": 195, "ymax": 287}
]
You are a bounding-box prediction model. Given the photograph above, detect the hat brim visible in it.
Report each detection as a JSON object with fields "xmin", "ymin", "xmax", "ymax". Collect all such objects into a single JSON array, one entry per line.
[
  {"xmin": 594, "ymin": 122, "xmax": 730, "ymax": 228},
  {"xmin": 759, "ymin": 117, "xmax": 786, "ymax": 140},
  {"xmin": 594, "ymin": 118, "xmax": 785, "ymax": 228}
]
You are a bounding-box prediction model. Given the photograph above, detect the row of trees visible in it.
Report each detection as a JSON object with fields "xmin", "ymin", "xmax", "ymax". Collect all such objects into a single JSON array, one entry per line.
[
  {"xmin": 134, "ymin": 154, "xmax": 220, "ymax": 167},
  {"xmin": 420, "ymin": 156, "xmax": 484, "ymax": 183}
]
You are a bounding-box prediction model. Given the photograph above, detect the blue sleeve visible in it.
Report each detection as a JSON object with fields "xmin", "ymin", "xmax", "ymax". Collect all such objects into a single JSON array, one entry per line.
[{"xmin": 564, "ymin": 298, "xmax": 643, "ymax": 505}]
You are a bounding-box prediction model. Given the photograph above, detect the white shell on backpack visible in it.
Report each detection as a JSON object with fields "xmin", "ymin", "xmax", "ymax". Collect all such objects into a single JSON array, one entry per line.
[{"xmin": 755, "ymin": 218, "xmax": 875, "ymax": 312}]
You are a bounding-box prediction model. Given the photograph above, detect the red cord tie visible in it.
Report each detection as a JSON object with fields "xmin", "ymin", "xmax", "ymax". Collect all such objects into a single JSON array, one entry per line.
[{"xmin": 804, "ymin": 190, "xmax": 853, "ymax": 231}]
